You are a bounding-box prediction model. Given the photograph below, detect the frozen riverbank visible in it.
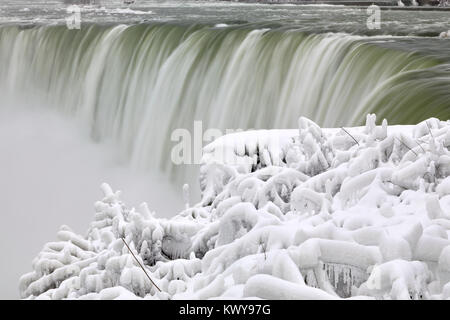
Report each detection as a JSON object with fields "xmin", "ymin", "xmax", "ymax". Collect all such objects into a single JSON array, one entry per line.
[
  {"xmin": 62, "ymin": 0, "xmax": 447, "ymax": 6},
  {"xmin": 218, "ymin": 0, "xmax": 449, "ymax": 7},
  {"xmin": 19, "ymin": 115, "xmax": 450, "ymax": 299}
]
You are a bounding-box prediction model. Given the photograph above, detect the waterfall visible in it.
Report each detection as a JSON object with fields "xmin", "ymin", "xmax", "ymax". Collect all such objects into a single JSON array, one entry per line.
[{"xmin": 1, "ymin": 23, "xmax": 449, "ymax": 183}]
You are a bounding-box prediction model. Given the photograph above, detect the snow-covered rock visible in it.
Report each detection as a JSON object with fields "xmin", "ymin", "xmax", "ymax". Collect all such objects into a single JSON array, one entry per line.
[
  {"xmin": 439, "ymin": 30, "xmax": 450, "ymax": 39},
  {"xmin": 20, "ymin": 115, "xmax": 450, "ymax": 299}
]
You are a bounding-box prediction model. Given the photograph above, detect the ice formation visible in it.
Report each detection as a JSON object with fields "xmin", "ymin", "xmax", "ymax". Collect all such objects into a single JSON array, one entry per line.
[
  {"xmin": 439, "ymin": 30, "xmax": 450, "ymax": 39},
  {"xmin": 19, "ymin": 115, "xmax": 450, "ymax": 300}
]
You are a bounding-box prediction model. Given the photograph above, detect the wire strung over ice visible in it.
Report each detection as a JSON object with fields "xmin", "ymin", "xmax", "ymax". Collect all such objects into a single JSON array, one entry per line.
[{"xmin": 19, "ymin": 115, "xmax": 450, "ymax": 300}]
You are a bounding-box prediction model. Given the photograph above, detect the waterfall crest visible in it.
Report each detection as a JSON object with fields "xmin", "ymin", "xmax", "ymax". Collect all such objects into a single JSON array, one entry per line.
[{"xmin": 1, "ymin": 23, "xmax": 449, "ymax": 180}]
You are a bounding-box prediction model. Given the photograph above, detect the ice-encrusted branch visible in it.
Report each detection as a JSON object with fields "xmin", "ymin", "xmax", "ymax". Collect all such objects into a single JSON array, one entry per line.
[
  {"xmin": 395, "ymin": 136, "xmax": 418, "ymax": 156},
  {"xmin": 340, "ymin": 127, "xmax": 359, "ymax": 146},
  {"xmin": 121, "ymin": 237, "xmax": 162, "ymax": 293}
]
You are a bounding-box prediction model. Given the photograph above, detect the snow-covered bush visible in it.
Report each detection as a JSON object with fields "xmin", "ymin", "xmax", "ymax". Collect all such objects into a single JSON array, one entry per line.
[{"xmin": 19, "ymin": 115, "xmax": 450, "ymax": 299}]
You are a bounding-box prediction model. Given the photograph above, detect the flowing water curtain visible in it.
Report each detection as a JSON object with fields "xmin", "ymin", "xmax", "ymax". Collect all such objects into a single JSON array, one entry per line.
[{"xmin": 0, "ymin": 23, "xmax": 449, "ymax": 182}]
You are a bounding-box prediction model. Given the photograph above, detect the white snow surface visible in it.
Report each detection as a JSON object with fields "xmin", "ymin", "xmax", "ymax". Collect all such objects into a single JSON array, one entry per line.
[{"xmin": 19, "ymin": 115, "xmax": 450, "ymax": 300}]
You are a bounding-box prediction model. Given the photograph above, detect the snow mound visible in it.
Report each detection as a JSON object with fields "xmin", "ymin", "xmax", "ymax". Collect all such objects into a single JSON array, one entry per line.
[{"xmin": 20, "ymin": 115, "xmax": 450, "ymax": 300}]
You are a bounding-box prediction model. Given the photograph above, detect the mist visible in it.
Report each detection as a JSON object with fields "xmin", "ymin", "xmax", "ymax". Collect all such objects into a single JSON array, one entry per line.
[{"xmin": 0, "ymin": 104, "xmax": 185, "ymax": 299}]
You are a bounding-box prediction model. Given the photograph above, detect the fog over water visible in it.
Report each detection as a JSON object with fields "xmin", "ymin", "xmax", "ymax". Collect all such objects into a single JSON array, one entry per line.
[{"xmin": 0, "ymin": 104, "xmax": 184, "ymax": 299}]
